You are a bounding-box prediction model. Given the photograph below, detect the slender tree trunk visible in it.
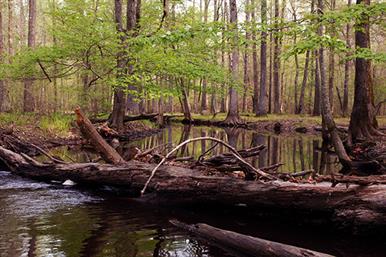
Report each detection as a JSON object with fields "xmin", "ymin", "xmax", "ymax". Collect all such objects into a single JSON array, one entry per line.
[
  {"xmin": 0, "ymin": 0, "xmax": 5, "ymax": 112},
  {"xmin": 313, "ymin": 51, "xmax": 321, "ymax": 116},
  {"xmin": 273, "ymin": 0, "xmax": 281, "ymax": 113},
  {"xmin": 126, "ymin": 0, "xmax": 139, "ymax": 114},
  {"xmin": 23, "ymin": 0, "xmax": 36, "ymax": 112},
  {"xmin": 223, "ymin": 0, "xmax": 242, "ymax": 124},
  {"xmin": 328, "ymin": 0, "xmax": 336, "ymax": 112},
  {"xmin": 297, "ymin": 50, "xmax": 310, "ymax": 114},
  {"xmin": 317, "ymin": 0, "xmax": 351, "ymax": 166},
  {"xmin": 7, "ymin": 0, "xmax": 13, "ymax": 56},
  {"xmin": 348, "ymin": 0, "xmax": 380, "ymax": 143},
  {"xmin": 257, "ymin": 0, "xmax": 268, "ymax": 115},
  {"xmin": 110, "ymin": 0, "xmax": 126, "ymax": 130},
  {"xmin": 251, "ymin": 0, "xmax": 258, "ymax": 114},
  {"xmin": 342, "ymin": 0, "xmax": 351, "ymax": 117},
  {"xmin": 180, "ymin": 81, "xmax": 192, "ymax": 122},
  {"xmin": 242, "ymin": 0, "xmax": 250, "ymax": 113}
]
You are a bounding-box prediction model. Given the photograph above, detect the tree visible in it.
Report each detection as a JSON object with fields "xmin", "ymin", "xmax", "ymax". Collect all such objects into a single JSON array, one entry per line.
[
  {"xmin": 272, "ymin": 0, "xmax": 281, "ymax": 113},
  {"xmin": 317, "ymin": 0, "xmax": 351, "ymax": 166},
  {"xmin": 110, "ymin": 0, "xmax": 126, "ymax": 130},
  {"xmin": 0, "ymin": 0, "xmax": 5, "ymax": 112},
  {"xmin": 223, "ymin": 0, "xmax": 242, "ymax": 125},
  {"xmin": 257, "ymin": 0, "xmax": 268, "ymax": 116},
  {"xmin": 23, "ymin": 0, "xmax": 36, "ymax": 112},
  {"xmin": 348, "ymin": 0, "xmax": 381, "ymax": 143},
  {"xmin": 342, "ymin": 0, "xmax": 352, "ymax": 116},
  {"xmin": 251, "ymin": 0, "xmax": 259, "ymax": 114}
]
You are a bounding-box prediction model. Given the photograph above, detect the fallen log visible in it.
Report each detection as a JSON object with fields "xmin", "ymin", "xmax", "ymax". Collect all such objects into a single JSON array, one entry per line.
[
  {"xmin": 0, "ymin": 145, "xmax": 385, "ymax": 234},
  {"xmin": 75, "ymin": 108, "xmax": 125, "ymax": 164},
  {"xmin": 170, "ymin": 220, "xmax": 334, "ymax": 257},
  {"xmin": 90, "ymin": 113, "xmax": 159, "ymax": 123},
  {"xmin": 202, "ymin": 145, "xmax": 265, "ymax": 166}
]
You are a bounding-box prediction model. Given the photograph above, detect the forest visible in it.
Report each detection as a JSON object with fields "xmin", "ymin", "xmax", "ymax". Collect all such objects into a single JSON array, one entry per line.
[{"xmin": 0, "ymin": 0, "xmax": 385, "ymax": 256}]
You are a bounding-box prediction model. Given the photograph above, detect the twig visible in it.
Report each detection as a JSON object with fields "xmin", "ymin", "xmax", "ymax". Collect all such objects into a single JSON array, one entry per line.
[
  {"xmin": 197, "ymin": 142, "xmax": 218, "ymax": 163},
  {"xmin": 140, "ymin": 137, "xmax": 275, "ymax": 196},
  {"xmin": 28, "ymin": 143, "xmax": 68, "ymax": 164},
  {"xmin": 37, "ymin": 60, "xmax": 52, "ymax": 83}
]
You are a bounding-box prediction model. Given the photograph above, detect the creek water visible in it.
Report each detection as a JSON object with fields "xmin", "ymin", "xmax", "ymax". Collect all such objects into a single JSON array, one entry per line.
[{"xmin": 0, "ymin": 125, "xmax": 385, "ymax": 257}]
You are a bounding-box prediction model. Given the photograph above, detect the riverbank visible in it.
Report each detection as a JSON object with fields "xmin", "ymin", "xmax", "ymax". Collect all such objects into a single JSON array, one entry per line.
[{"xmin": 171, "ymin": 113, "xmax": 386, "ymax": 134}]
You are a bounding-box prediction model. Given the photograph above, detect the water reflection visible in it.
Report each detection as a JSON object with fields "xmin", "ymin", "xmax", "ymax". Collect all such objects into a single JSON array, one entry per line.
[
  {"xmin": 0, "ymin": 171, "xmax": 231, "ymax": 257},
  {"xmin": 127, "ymin": 125, "xmax": 341, "ymax": 174}
]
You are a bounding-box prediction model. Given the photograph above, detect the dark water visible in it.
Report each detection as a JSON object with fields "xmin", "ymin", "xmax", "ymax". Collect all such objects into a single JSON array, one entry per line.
[{"xmin": 1, "ymin": 125, "xmax": 385, "ymax": 257}]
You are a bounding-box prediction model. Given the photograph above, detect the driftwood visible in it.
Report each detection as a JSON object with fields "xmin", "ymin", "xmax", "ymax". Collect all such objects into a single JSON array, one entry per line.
[
  {"xmin": 170, "ymin": 220, "xmax": 334, "ymax": 257},
  {"xmin": 202, "ymin": 145, "xmax": 265, "ymax": 166},
  {"xmin": 75, "ymin": 108, "xmax": 125, "ymax": 164},
  {"xmin": 0, "ymin": 145, "xmax": 385, "ymax": 234}
]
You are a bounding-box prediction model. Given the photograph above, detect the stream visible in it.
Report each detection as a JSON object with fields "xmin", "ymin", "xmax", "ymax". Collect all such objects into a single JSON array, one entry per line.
[{"xmin": 1, "ymin": 125, "xmax": 385, "ymax": 257}]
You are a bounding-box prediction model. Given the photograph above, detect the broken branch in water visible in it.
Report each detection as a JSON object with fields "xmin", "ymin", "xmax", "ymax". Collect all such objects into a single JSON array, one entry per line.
[
  {"xmin": 170, "ymin": 220, "xmax": 334, "ymax": 257},
  {"xmin": 140, "ymin": 137, "xmax": 275, "ymax": 196}
]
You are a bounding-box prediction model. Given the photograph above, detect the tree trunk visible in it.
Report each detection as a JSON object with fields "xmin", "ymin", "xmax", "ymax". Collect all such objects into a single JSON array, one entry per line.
[
  {"xmin": 242, "ymin": 0, "xmax": 250, "ymax": 114},
  {"xmin": 251, "ymin": 0, "xmax": 259, "ymax": 114},
  {"xmin": 342, "ymin": 0, "xmax": 351, "ymax": 117},
  {"xmin": 23, "ymin": 0, "xmax": 36, "ymax": 112},
  {"xmin": 1, "ymin": 146, "xmax": 385, "ymax": 233},
  {"xmin": 348, "ymin": 0, "xmax": 380, "ymax": 143},
  {"xmin": 110, "ymin": 0, "xmax": 126, "ymax": 130},
  {"xmin": 223, "ymin": 0, "xmax": 242, "ymax": 125},
  {"xmin": 0, "ymin": 1, "xmax": 5, "ymax": 112},
  {"xmin": 257, "ymin": 0, "xmax": 268, "ymax": 116},
  {"xmin": 328, "ymin": 0, "xmax": 336, "ymax": 112},
  {"xmin": 296, "ymin": 50, "xmax": 310, "ymax": 114},
  {"xmin": 273, "ymin": 0, "xmax": 281, "ymax": 113},
  {"xmin": 180, "ymin": 80, "xmax": 192, "ymax": 122},
  {"xmin": 317, "ymin": 0, "xmax": 351, "ymax": 167},
  {"xmin": 126, "ymin": 0, "xmax": 140, "ymax": 114},
  {"xmin": 171, "ymin": 221, "xmax": 334, "ymax": 257},
  {"xmin": 313, "ymin": 51, "xmax": 321, "ymax": 116}
]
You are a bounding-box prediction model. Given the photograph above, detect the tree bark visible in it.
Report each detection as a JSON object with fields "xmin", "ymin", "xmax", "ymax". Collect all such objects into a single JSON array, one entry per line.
[
  {"xmin": 110, "ymin": 0, "xmax": 127, "ymax": 130},
  {"xmin": 0, "ymin": 1, "xmax": 5, "ymax": 112},
  {"xmin": 273, "ymin": 0, "xmax": 281, "ymax": 113},
  {"xmin": 296, "ymin": 50, "xmax": 310, "ymax": 114},
  {"xmin": 342, "ymin": 0, "xmax": 351, "ymax": 117},
  {"xmin": 171, "ymin": 220, "xmax": 334, "ymax": 257},
  {"xmin": 23, "ymin": 0, "xmax": 36, "ymax": 112},
  {"xmin": 75, "ymin": 108, "xmax": 125, "ymax": 164},
  {"xmin": 251, "ymin": 0, "xmax": 259, "ymax": 114},
  {"xmin": 257, "ymin": 0, "xmax": 268, "ymax": 116},
  {"xmin": 348, "ymin": 0, "xmax": 380, "ymax": 143},
  {"xmin": 242, "ymin": 0, "xmax": 250, "ymax": 114},
  {"xmin": 313, "ymin": 51, "xmax": 321, "ymax": 116},
  {"xmin": 223, "ymin": 0, "xmax": 242, "ymax": 125}
]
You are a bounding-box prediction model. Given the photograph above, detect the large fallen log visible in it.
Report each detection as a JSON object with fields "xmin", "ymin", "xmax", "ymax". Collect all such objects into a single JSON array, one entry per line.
[
  {"xmin": 170, "ymin": 220, "xmax": 334, "ymax": 257},
  {"xmin": 0, "ymin": 145, "xmax": 385, "ymax": 234}
]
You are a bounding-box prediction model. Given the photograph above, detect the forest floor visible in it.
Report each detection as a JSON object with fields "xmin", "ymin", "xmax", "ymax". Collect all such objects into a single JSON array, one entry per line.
[{"xmin": 0, "ymin": 113, "xmax": 158, "ymax": 147}]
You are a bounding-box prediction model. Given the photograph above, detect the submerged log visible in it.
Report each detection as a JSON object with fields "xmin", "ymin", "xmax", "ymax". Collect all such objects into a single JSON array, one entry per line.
[
  {"xmin": 170, "ymin": 220, "xmax": 334, "ymax": 257},
  {"xmin": 0, "ymin": 145, "xmax": 385, "ymax": 234},
  {"xmin": 75, "ymin": 108, "xmax": 125, "ymax": 164}
]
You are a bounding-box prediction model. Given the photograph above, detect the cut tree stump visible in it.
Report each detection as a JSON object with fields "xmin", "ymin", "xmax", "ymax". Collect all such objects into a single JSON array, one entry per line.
[{"xmin": 170, "ymin": 220, "xmax": 334, "ymax": 257}]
